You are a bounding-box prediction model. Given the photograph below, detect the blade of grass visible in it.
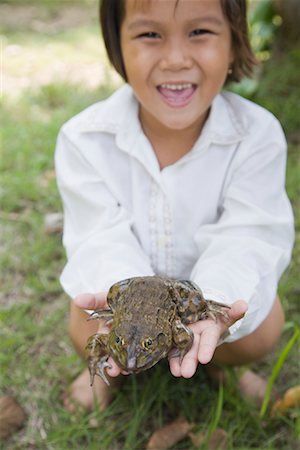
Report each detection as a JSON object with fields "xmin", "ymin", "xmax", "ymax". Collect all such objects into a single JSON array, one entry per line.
[
  {"xmin": 260, "ymin": 324, "xmax": 300, "ymax": 418},
  {"xmin": 203, "ymin": 382, "xmax": 224, "ymax": 447}
]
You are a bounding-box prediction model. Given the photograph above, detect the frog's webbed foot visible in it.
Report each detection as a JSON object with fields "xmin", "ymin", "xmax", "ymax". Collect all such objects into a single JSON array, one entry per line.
[
  {"xmin": 91, "ymin": 356, "xmax": 112, "ymax": 386},
  {"xmin": 85, "ymin": 333, "xmax": 111, "ymax": 386},
  {"xmin": 87, "ymin": 308, "xmax": 113, "ymax": 324},
  {"xmin": 204, "ymin": 299, "xmax": 231, "ymax": 322},
  {"xmin": 170, "ymin": 319, "xmax": 194, "ymax": 364}
]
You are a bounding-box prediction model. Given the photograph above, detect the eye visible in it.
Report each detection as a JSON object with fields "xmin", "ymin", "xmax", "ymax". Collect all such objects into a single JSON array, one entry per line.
[
  {"xmin": 115, "ymin": 336, "xmax": 125, "ymax": 345},
  {"xmin": 189, "ymin": 28, "xmax": 213, "ymax": 37},
  {"xmin": 138, "ymin": 31, "xmax": 160, "ymax": 39},
  {"xmin": 142, "ymin": 338, "xmax": 153, "ymax": 349}
]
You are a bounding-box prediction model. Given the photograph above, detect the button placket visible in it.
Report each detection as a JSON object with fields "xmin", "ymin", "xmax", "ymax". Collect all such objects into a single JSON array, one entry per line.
[
  {"xmin": 148, "ymin": 179, "xmax": 174, "ymax": 277},
  {"xmin": 149, "ymin": 180, "xmax": 159, "ymax": 272},
  {"xmin": 163, "ymin": 199, "xmax": 175, "ymax": 277}
]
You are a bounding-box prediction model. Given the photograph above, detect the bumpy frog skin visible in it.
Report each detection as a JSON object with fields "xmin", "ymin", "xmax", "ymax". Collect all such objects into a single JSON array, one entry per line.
[{"xmin": 86, "ymin": 276, "xmax": 230, "ymax": 386}]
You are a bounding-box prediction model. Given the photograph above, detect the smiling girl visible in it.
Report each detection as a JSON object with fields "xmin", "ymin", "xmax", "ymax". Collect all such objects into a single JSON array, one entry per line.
[{"xmin": 55, "ymin": 0, "xmax": 294, "ymax": 411}]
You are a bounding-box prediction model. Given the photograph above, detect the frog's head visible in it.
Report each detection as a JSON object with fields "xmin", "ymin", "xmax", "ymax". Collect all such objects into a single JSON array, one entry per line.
[{"xmin": 107, "ymin": 325, "xmax": 172, "ymax": 373}]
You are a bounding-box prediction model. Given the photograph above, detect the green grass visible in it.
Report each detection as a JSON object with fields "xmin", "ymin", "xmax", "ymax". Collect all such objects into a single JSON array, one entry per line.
[{"xmin": 1, "ymin": 6, "xmax": 300, "ymax": 450}]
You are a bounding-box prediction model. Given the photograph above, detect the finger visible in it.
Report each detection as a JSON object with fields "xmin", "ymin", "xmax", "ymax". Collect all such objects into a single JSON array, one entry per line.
[
  {"xmin": 197, "ymin": 324, "xmax": 221, "ymax": 364},
  {"xmin": 106, "ymin": 356, "xmax": 122, "ymax": 377},
  {"xmin": 74, "ymin": 292, "xmax": 108, "ymax": 310},
  {"xmin": 179, "ymin": 332, "xmax": 201, "ymax": 378},
  {"xmin": 169, "ymin": 356, "xmax": 182, "ymax": 377},
  {"xmin": 216, "ymin": 299, "xmax": 248, "ymax": 335},
  {"xmin": 228, "ymin": 299, "xmax": 248, "ymax": 323}
]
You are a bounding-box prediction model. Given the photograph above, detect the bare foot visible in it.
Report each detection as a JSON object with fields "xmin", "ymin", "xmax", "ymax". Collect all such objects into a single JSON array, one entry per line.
[
  {"xmin": 237, "ymin": 369, "xmax": 270, "ymax": 407},
  {"xmin": 205, "ymin": 364, "xmax": 274, "ymax": 407},
  {"xmin": 63, "ymin": 368, "xmax": 119, "ymax": 413}
]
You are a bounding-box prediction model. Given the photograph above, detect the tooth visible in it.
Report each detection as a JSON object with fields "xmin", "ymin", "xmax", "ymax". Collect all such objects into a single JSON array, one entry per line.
[{"xmin": 161, "ymin": 83, "xmax": 192, "ymax": 90}]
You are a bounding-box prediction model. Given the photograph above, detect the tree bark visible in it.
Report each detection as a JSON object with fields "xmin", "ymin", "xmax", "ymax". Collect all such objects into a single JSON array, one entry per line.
[{"xmin": 274, "ymin": 0, "xmax": 300, "ymax": 46}]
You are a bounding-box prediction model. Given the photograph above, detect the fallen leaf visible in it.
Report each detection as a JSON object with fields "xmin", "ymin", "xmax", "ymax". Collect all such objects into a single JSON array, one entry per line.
[
  {"xmin": 271, "ymin": 385, "xmax": 300, "ymax": 416},
  {"xmin": 208, "ymin": 428, "xmax": 229, "ymax": 450},
  {"xmin": 146, "ymin": 417, "xmax": 193, "ymax": 450},
  {"xmin": 188, "ymin": 430, "xmax": 206, "ymax": 447},
  {"xmin": 189, "ymin": 428, "xmax": 228, "ymax": 450},
  {"xmin": 0, "ymin": 396, "xmax": 27, "ymax": 440}
]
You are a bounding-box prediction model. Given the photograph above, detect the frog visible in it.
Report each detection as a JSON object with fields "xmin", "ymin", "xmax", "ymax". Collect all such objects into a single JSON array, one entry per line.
[{"xmin": 86, "ymin": 276, "xmax": 230, "ymax": 386}]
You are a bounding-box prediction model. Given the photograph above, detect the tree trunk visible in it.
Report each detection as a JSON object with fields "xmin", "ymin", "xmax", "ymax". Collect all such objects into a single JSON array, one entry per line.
[{"xmin": 274, "ymin": 0, "xmax": 300, "ymax": 47}]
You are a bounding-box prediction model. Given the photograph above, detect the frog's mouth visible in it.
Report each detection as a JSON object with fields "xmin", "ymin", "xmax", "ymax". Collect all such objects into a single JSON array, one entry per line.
[{"xmin": 125, "ymin": 344, "xmax": 166, "ymax": 373}]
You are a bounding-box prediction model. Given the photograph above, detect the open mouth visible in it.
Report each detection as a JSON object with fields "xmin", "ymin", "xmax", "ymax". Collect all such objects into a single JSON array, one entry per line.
[{"xmin": 157, "ymin": 82, "xmax": 197, "ymax": 107}]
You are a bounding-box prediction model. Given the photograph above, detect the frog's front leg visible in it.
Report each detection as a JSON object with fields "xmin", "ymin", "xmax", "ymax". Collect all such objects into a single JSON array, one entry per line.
[
  {"xmin": 85, "ymin": 333, "xmax": 112, "ymax": 386},
  {"xmin": 170, "ymin": 319, "xmax": 194, "ymax": 363},
  {"xmin": 87, "ymin": 308, "xmax": 114, "ymax": 324}
]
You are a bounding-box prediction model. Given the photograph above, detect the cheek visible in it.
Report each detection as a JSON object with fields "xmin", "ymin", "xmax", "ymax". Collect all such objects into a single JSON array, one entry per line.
[
  {"xmin": 202, "ymin": 45, "xmax": 230, "ymax": 66},
  {"xmin": 122, "ymin": 43, "xmax": 155, "ymax": 77},
  {"xmin": 122, "ymin": 44, "xmax": 143, "ymax": 70}
]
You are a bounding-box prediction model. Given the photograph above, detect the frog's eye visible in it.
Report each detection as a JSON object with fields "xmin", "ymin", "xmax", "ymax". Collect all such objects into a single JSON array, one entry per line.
[
  {"xmin": 142, "ymin": 338, "xmax": 153, "ymax": 349},
  {"xmin": 115, "ymin": 336, "xmax": 125, "ymax": 345}
]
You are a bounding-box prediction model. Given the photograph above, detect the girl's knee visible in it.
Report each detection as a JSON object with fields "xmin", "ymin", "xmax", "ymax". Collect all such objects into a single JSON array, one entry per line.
[
  {"xmin": 262, "ymin": 296, "xmax": 285, "ymax": 347},
  {"xmin": 68, "ymin": 302, "xmax": 98, "ymax": 356},
  {"xmin": 214, "ymin": 296, "xmax": 285, "ymax": 365},
  {"xmin": 240, "ymin": 296, "xmax": 285, "ymax": 358}
]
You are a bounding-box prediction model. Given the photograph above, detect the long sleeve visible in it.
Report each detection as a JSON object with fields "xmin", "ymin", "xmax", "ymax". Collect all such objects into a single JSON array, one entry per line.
[
  {"xmin": 55, "ymin": 129, "xmax": 154, "ymax": 298},
  {"xmin": 190, "ymin": 116, "xmax": 294, "ymax": 341}
]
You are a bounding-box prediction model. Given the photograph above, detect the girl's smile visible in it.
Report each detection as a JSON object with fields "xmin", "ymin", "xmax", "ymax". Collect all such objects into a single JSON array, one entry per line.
[
  {"xmin": 157, "ymin": 82, "xmax": 197, "ymax": 108},
  {"xmin": 121, "ymin": 0, "xmax": 233, "ymax": 140}
]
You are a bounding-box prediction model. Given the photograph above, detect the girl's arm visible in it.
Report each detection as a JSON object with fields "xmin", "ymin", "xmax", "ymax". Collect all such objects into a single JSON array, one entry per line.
[
  {"xmin": 55, "ymin": 128, "xmax": 154, "ymax": 299},
  {"xmin": 190, "ymin": 115, "xmax": 294, "ymax": 343}
]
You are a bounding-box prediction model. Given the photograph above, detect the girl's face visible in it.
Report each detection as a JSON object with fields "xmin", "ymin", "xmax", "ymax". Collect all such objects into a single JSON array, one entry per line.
[{"xmin": 120, "ymin": 0, "xmax": 233, "ymax": 136}]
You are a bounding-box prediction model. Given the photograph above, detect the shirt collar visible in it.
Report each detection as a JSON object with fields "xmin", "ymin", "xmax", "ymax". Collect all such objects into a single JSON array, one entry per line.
[
  {"xmin": 78, "ymin": 84, "xmax": 248, "ymax": 147},
  {"xmin": 206, "ymin": 90, "xmax": 249, "ymax": 144}
]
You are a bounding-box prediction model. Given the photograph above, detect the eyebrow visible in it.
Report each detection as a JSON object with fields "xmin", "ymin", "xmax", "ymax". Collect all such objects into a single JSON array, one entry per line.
[{"xmin": 127, "ymin": 16, "xmax": 224, "ymax": 31}]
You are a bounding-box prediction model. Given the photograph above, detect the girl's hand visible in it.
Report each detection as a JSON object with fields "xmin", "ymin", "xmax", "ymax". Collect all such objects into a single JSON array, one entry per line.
[
  {"xmin": 74, "ymin": 292, "xmax": 109, "ymax": 311},
  {"xmin": 74, "ymin": 293, "xmax": 123, "ymax": 378},
  {"xmin": 75, "ymin": 294, "xmax": 247, "ymax": 380},
  {"xmin": 169, "ymin": 299, "xmax": 248, "ymax": 378}
]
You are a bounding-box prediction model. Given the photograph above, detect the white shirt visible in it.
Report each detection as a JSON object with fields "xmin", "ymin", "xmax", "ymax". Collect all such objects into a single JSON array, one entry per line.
[{"xmin": 55, "ymin": 84, "xmax": 294, "ymax": 342}]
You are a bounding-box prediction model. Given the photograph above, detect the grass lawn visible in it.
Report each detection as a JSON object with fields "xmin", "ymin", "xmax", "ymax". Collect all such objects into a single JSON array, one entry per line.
[{"xmin": 1, "ymin": 3, "xmax": 299, "ymax": 449}]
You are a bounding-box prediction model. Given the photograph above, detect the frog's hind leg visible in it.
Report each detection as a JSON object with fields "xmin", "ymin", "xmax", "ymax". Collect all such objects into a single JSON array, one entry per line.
[
  {"xmin": 173, "ymin": 280, "xmax": 230, "ymax": 323},
  {"xmin": 170, "ymin": 319, "xmax": 194, "ymax": 364},
  {"xmin": 85, "ymin": 334, "xmax": 112, "ymax": 386}
]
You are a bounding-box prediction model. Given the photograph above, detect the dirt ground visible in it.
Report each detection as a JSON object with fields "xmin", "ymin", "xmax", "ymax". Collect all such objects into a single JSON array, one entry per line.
[{"xmin": 1, "ymin": 3, "xmax": 121, "ymax": 97}]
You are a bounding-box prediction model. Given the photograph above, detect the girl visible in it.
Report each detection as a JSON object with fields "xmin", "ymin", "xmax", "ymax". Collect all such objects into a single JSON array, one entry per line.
[{"xmin": 55, "ymin": 0, "xmax": 294, "ymax": 411}]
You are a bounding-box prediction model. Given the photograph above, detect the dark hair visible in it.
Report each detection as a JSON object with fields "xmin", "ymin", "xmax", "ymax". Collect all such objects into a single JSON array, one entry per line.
[{"xmin": 100, "ymin": 0, "xmax": 257, "ymax": 84}]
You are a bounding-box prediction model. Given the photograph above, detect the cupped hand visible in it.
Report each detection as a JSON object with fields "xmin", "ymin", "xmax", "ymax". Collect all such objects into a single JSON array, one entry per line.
[
  {"xmin": 169, "ymin": 299, "xmax": 248, "ymax": 378},
  {"xmin": 74, "ymin": 292, "xmax": 124, "ymax": 378}
]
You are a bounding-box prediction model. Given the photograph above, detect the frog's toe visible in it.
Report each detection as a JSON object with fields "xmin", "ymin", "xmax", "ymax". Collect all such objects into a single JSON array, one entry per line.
[
  {"xmin": 205, "ymin": 300, "xmax": 231, "ymax": 321},
  {"xmin": 168, "ymin": 347, "xmax": 180, "ymax": 360},
  {"xmin": 87, "ymin": 309, "xmax": 113, "ymax": 322},
  {"xmin": 88, "ymin": 357, "xmax": 112, "ymax": 386},
  {"xmin": 168, "ymin": 346, "xmax": 191, "ymax": 364},
  {"xmin": 95, "ymin": 357, "xmax": 112, "ymax": 386}
]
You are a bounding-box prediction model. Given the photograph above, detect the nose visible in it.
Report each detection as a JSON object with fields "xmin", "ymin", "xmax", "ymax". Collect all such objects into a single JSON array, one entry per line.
[
  {"xmin": 127, "ymin": 343, "xmax": 137, "ymax": 370},
  {"xmin": 159, "ymin": 38, "xmax": 192, "ymax": 71},
  {"xmin": 127, "ymin": 355, "xmax": 137, "ymax": 370}
]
